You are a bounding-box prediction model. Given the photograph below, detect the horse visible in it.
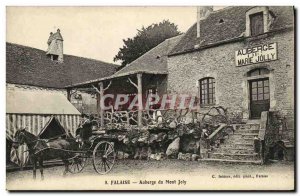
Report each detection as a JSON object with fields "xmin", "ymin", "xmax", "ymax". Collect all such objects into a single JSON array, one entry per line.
[{"xmin": 12, "ymin": 128, "xmax": 79, "ymax": 180}]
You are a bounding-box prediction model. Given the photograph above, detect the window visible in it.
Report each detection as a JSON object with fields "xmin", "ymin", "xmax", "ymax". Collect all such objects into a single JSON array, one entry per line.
[
  {"xmin": 247, "ymin": 68, "xmax": 270, "ymax": 77},
  {"xmin": 250, "ymin": 12, "xmax": 264, "ymax": 36},
  {"xmin": 245, "ymin": 7, "xmax": 274, "ymax": 37},
  {"xmin": 52, "ymin": 55, "xmax": 59, "ymax": 61},
  {"xmin": 199, "ymin": 78, "xmax": 215, "ymax": 105},
  {"xmin": 250, "ymin": 79, "xmax": 270, "ymax": 101}
]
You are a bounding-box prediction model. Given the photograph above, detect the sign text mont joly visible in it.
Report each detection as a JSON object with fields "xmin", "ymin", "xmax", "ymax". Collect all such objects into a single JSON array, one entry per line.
[{"xmin": 235, "ymin": 43, "xmax": 277, "ymax": 66}]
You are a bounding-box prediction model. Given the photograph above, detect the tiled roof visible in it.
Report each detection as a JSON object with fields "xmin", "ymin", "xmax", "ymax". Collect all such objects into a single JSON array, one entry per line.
[
  {"xmin": 67, "ymin": 34, "xmax": 184, "ymax": 87},
  {"xmin": 169, "ymin": 6, "xmax": 294, "ymax": 56},
  {"xmin": 112, "ymin": 34, "xmax": 184, "ymax": 76},
  {"xmin": 6, "ymin": 42, "xmax": 118, "ymax": 88}
]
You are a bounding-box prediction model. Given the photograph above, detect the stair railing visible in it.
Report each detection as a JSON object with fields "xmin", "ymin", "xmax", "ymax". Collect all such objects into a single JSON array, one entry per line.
[
  {"xmin": 198, "ymin": 106, "xmax": 235, "ymax": 158},
  {"xmin": 258, "ymin": 111, "xmax": 268, "ymax": 164},
  {"xmin": 258, "ymin": 111, "xmax": 282, "ymax": 164}
]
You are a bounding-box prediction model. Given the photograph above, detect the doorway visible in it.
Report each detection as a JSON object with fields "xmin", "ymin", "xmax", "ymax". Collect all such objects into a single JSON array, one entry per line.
[{"xmin": 249, "ymin": 78, "xmax": 270, "ymax": 119}]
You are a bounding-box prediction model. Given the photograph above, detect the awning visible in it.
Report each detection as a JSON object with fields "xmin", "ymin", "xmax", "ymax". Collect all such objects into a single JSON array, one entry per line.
[{"xmin": 6, "ymin": 90, "xmax": 80, "ymax": 115}]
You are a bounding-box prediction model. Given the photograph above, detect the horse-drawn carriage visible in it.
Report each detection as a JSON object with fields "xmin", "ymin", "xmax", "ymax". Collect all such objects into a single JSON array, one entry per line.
[
  {"xmin": 68, "ymin": 133, "xmax": 117, "ymax": 175},
  {"xmin": 12, "ymin": 118, "xmax": 120, "ymax": 179},
  {"xmin": 12, "ymin": 106, "xmax": 232, "ymax": 179}
]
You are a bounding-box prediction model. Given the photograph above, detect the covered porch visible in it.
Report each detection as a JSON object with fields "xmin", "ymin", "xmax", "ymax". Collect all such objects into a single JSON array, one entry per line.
[
  {"xmin": 66, "ymin": 71, "xmax": 168, "ymax": 127},
  {"xmin": 65, "ymin": 35, "xmax": 185, "ymax": 128}
]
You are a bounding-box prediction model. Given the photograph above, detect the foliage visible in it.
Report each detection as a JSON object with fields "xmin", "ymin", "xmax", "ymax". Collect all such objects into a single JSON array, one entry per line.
[
  {"xmin": 114, "ymin": 20, "xmax": 181, "ymax": 67},
  {"xmin": 228, "ymin": 111, "xmax": 243, "ymax": 124}
]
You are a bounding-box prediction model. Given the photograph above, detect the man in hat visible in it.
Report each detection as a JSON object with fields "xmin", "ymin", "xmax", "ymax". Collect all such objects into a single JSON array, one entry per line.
[{"xmin": 75, "ymin": 114, "xmax": 92, "ymax": 145}]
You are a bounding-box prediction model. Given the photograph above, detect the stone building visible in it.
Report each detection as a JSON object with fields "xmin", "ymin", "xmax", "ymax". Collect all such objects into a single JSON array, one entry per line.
[
  {"xmin": 65, "ymin": 6, "xmax": 295, "ymax": 162},
  {"xmin": 6, "ymin": 29, "xmax": 118, "ymax": 114},
  {"xmin": 168, "ymin": 6, "xmax": 294, "ymax": 142}
]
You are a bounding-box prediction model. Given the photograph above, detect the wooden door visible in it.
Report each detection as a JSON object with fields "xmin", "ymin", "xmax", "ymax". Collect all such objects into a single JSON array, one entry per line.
[{"xmin": 249, "ymin": 78, "xmax": 270, "ymax": 119}]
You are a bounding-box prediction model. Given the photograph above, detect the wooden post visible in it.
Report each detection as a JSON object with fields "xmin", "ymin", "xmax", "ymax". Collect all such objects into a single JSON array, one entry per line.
[
  {"xmin": 96, "ymin": 93, "xmax": 100, "ymax": 114},
  {"xmin": 99, "ymin": 82, "xmax": 104, "ymax": 127},
  {"xmin": 67, "ymin": 88, "xmax": 71, "ymax": 101},
  {"xmin": 137, "ymin": 73, "xmax": 143, "ymax": 127},
  {"xmin": 126, "ymin": 111, "xmax": 130, "ymax": 125},
  {"xmin": 197, "ymin": 80, "xmax": 201, "ymax": 111}
]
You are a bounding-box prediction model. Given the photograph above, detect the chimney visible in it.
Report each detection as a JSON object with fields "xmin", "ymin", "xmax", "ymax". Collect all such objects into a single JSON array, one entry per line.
[
  {"xmin": 197, "ymin": 6, "xmax": 213, "ymax": 38},
  {"xmin": 46, "ymin": 28, "xmax": 64, "ymax": 62}
]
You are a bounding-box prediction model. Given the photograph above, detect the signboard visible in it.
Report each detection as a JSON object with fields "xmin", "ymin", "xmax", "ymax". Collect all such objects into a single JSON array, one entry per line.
[{"xmin": 235, "ymin": 43, "xmax": 277, "ymax": 66}]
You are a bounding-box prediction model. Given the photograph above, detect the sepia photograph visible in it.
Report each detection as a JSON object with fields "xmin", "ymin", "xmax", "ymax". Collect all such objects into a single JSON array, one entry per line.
[{"xmin": 5, "ymin": 5, "xmax": 295, "ymax": 191}]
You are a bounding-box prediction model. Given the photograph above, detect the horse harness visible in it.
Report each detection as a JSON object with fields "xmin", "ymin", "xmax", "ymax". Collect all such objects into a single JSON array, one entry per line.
[{"xmin": 16, "ymin": 131, "xmax": 67, "ymax": 155}]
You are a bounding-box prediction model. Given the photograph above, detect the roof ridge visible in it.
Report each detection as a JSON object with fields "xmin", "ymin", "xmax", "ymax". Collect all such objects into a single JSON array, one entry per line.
[
  {"xmin": 203, "ymin": 6, "xmax": 249, "ymax": 19},
  {"xmin": 6, "ymin": 42, "xmax": 119, "ymax": 67},
  {"xmin": 65, "ymin": 54, "xmax": 119, "ymax": 66},
  {"xmin": 7, "ymin": 42, "xmax": 47, "ymax": 53},
  {"xmin": 165, "ymin": 33, "xmax": 185, "ymax": 41},
  {"xmin": 211, "ymin": 6, "xmax": 233, "ymax": 13},
  {"xmin": 113, "ymin": 36, "xmax": 174, "ymax": 75}
]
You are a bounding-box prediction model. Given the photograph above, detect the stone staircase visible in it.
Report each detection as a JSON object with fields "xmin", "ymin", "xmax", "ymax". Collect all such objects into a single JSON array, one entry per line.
[{"xmin": 202, "ymin": 123, "xmax": 262, "ymax": 164}]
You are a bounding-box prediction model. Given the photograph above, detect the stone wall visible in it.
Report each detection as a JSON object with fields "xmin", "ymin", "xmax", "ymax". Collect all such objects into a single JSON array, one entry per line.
[{"xmin": 168, "ymin": 29, "xmax": 294, "ymax": 141}]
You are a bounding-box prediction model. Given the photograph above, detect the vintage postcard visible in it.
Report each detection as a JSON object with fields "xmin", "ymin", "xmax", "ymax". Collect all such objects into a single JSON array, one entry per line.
[{"xmin": 6, "ymin": 6, "xmax": 295, "ymax": 191}]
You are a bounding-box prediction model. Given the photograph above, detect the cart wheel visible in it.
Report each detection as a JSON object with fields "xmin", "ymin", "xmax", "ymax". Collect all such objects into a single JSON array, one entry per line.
[
  {"xmin": 93, "ymin": 141, "xmax": 116, "ymax": 174},
  {"xmin": 68, "ymin": 154, "xmax": 87, "ymax": 174}
]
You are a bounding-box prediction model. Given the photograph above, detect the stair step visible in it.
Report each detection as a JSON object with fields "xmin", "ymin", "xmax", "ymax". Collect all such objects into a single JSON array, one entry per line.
[
  {"xmin": 220, "ymin": 144, "xmax": 254, "ymax": 149},
  {"xmin": 235, "ymin": 129, "xmax": 260, "ymax": 134},
  {"xmin": 233, "ymin": 133, "xmax": 259, "ymax": 137},
  {"xmin": 224, "ymin": 136, "xmax": 255, "ymax": 142},
  {"xmin": 211, "ymin": 152, "xmax": 258, "ymax": 156},
  {"xmin": 205, "ymin": 123, "xmax": 262, "ymax": 163},
  {"xmin": 233, "ymin": 124, "xmax": 260, "ymax": 131},
  {"xmin": 241, "ymin": 133, "xmax": 259, "ymax": 136},
  {"xmin": 213, "ymin": 148, "xmax": 255, "ymax": 154},
  {"xmin": 210, "ymin": 152, "xmax": 259, "ymax": 161},
  {"xmin": 235, "ymin": 142, "xmax": 254, "ymax": 146},
  {"xmin": 199, "ymin": 158, "xmax": 261, "ymax": 164}
]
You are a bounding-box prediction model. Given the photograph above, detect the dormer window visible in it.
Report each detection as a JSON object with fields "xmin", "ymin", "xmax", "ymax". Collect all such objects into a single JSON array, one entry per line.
[
  {"xmin": 51, "ymin": 55, "xmax": 58, "ymax": 61},
  {"xmin": 250, "ymin": 12, "xmax": 264, "ymax": 36},
  {"xmin": 245, "ymin": 7, "xmax": 274, "ymax": 37}
]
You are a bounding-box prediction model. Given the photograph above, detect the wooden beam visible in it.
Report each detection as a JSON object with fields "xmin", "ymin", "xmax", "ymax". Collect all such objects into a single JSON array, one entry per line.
[
  {"xmin": 67, "ymin": 88, "xmax": 71, "ymax": 101},
  {"xmin": 92, "ymin": 85, "xmax": 101, "ymax": 94},
  {"xmin": 99, "ymin": 82, "xmax": 104, "ymax": 127},
  {"xmin": 137, "ymin": 73, "xmax": 143, "ymax": 127},
  {"xmin": 103, "ymin": 81, "xmax": 112, "ymax": 91},
  {"xmin": 93, "ymin": 81, "xmax": 111, "ymax": 127},
  {"xmin": 128, "ymin": 77, "xmax": 138, "ymax": 89},
  {"xmin": 96, "ymin": 93, "xmax": 100, "ymax": 114}
]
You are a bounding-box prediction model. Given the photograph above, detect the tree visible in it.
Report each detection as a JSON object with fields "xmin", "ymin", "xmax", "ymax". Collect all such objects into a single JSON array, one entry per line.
[{"xmin": 114, "ymin": 20, "xmax": 181, "ymax": 67}]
